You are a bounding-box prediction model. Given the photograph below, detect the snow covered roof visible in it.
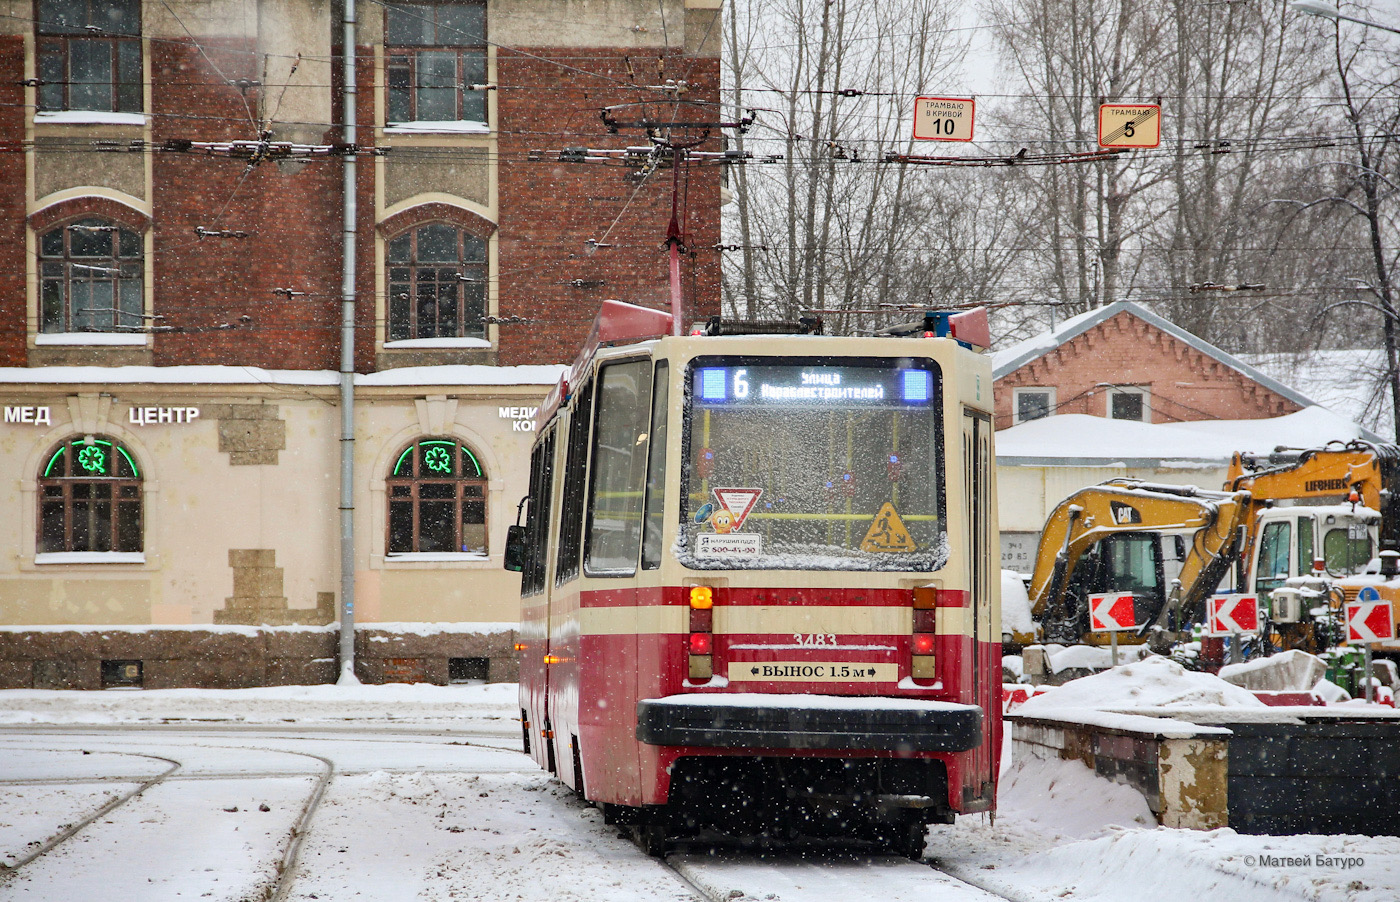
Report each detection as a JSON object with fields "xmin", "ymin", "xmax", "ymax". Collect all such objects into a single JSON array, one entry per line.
[
  {"xmin": 0, "ymin": 364, "xmax": 568, "ymax": 388},
  {"xmin": 996, "ymin": 405, "xmax": 1371, "ymax": 467},
  {"xmin": 1242, "ymin": 348, "xmax": 1393, "ymax": 438},
  {"xmin": 991, "ymin": 300, "xmax": 1318, "ymax": 411}
]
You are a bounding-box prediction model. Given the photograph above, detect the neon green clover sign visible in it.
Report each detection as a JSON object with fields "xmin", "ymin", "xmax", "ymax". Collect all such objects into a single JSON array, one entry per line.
[
  {"xmin": 77, "ymin": 446, "xmax": 105, "ymax": 473},
  {"xmin": 424, "ymin": 445, "xmax": 451, "ymax": 473}
]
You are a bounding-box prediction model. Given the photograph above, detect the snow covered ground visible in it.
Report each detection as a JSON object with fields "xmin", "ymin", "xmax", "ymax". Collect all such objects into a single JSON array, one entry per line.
[{"xmin": 0, "ymin": 682, "xmax": 1395, "ymax": 901}]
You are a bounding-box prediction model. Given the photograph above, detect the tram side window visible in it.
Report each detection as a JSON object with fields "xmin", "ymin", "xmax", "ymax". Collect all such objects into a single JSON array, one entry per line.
[
  {"xmin": 641, "ymin": 362, "xmax": 670, "ymax": 570},
  {"xmin": 584, "ymin": 360, "xmax": 653, "ymax": 575},
  {"xmin": 555, "ymin": 380, "xmax": 595, "ymax": 585},
  {"xmin": 521, "ymin": 429, "xmax": 555, "ymax": 596}
]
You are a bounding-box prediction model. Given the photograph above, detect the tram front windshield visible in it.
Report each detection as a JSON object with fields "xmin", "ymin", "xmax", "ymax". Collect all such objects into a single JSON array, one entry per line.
[{"xmin": 680, "ymin": 357, "xmax": 947, "ymax": 571}]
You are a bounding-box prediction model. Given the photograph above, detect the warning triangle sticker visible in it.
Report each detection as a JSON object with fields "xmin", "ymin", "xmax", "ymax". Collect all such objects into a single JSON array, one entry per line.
[
  {"xmin": 861, "ymin": 502, "xmax": 917, "ymax": 552},
  {"xmin": 712, "ymin": 487, "xmax": 763, "ymax": 529}
]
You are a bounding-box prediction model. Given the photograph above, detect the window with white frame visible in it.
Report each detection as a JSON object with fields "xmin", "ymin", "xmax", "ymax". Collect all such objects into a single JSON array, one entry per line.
[
  {"xmin": 1013, "ymin": 387, "xmax": 1055, "ymax": 424},
  {"xmin": 36, "ymin": 0, "xmax": 142, "ymax": 113},
  {"xmin": 1107, "ymin": 386, "xmax": 1150, "ymax": 422},
  {"xmin": 386, "ymin": 1, "xmax": 487, "ymax": 124}
]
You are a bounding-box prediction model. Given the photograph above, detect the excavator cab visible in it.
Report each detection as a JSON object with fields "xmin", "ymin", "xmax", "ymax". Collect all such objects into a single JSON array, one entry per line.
[
  {"xmin": 1058, "ymin": 531, "xmax": 1167, "ymax": 639},
  {"xmin": 1250, "ymin": 506, "xmax": 1378, "ymax": 609}
]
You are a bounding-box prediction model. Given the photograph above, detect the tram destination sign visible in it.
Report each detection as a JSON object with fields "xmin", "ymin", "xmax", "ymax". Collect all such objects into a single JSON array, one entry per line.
[{"xmin": 692, "ymin": 363, "xmax": 936, "ymax": 407}]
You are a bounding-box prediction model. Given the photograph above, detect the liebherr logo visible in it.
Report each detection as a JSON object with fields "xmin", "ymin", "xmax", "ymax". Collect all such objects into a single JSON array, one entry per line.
[{"xmin": 1305, "ymin": 478, "xmax": 1349, "ymax": 493}]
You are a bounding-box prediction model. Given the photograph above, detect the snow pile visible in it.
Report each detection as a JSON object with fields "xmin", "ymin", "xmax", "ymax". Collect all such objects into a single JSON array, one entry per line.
[
  {"xmin": 1029, "ymin": 642, "xmax": 1154, "ymax": 675},
  {"xmin": 1000, "ymin": 569, "xmax": 1034, "ymax": 634},
  {"xmin": 1218, "ymin": 649, "xmax": 1326, "ymax": 692},
  {"xmin": 1244, "ymin": 347, "xmax": 1393, "ymax": 437},
  {"xmin": 948, "ymin": 824, "xmax": 1400, "ymax": 902},
  {"xmin": 1019, "ymin": 655, "xmax": 1266, "ymax": 715},
  {"xmin": 998, "ymin": 754, "xmax": 1155, "ymax": 839},
  {"xmin": 1312, "ymin": 678, "xmax": 1352, "ymax": 704}
]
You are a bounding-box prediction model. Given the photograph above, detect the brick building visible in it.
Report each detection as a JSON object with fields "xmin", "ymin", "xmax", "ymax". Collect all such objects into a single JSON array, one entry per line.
[
  {"xmin": 0, "ymin": 0, "xmax": 721, "ymax": 688},
  {"xmin": 992, "ymin": 301, "xmax": 1311, "ymax": 431},
  {"xmin": 991, "ymin": 301, "xmax": 1335, "ymax": 574}
]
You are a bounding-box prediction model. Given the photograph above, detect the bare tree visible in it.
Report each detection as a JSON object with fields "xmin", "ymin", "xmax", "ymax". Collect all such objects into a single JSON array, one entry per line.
[
  {"xmin": 1152, "ymin": 0, "xmax": 1332, "ymax": 345},
  {"xmin": 984, "ymin": 0, "xmax": 1174, "ymax": 315},
  {"xmin": 1295, "ymin": 6, "xmax": 1400, "ymax": 439},
  {"xmin": 722, "ymin": 0, "xmax": 998, "ymax": 328}
]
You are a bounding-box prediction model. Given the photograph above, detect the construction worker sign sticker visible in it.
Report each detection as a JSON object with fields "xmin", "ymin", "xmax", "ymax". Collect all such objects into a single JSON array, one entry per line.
[{"xmin": 861, "ymin": 502, "xmax": 917, "ymax": 553}]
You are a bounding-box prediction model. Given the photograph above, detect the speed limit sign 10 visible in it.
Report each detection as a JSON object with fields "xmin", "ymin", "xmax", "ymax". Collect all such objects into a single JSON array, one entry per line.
[
  {"xmin": 1098, "ymin": 103, "xmax": 1160, "ymax": 148},
  {"xmin": 914, "ymin": 96, "xmax": 974, "ymax": 142}
]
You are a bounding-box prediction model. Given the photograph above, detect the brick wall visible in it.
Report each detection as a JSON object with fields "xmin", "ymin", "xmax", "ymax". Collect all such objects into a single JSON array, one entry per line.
[
  {"xmin": 0, "ymin": 36, "xmax": 26, "ymax": 366},
  {"xmin": 150, "ymin": 38, "xmax": 345, "ymax": 370},
  {"xmin": 994, "ymin": 310, "xmax": 1303, "ymax": 430},
  {"xmin": 495, "ymin": 50, "xmax": 721, "ymax": 365},
  {"xmin": 3, "ymin": 20, "xmax": 719, "ymax": 373}
]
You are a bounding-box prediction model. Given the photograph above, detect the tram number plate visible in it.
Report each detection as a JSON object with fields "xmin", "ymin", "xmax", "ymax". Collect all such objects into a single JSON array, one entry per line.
[{"xmin": 730, "ymin": 661, "xmax": 898, "ymax": 682}]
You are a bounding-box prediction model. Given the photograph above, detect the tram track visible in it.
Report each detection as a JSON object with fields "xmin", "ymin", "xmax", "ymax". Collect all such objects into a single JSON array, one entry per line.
[
  {"xmin": 659, "ymin": 841, "xmax": 1022, "ymax": 902},
  {"xmin": 0, "ymin": 741, "xmax": 335, "ymax": 901},
  {"xmin": 0, "ymin": 749, "xmax": 181, "ymax": 877},
  {"xmin": 263, "ymin": 750, "xmax": 333, "ymax": 902}
]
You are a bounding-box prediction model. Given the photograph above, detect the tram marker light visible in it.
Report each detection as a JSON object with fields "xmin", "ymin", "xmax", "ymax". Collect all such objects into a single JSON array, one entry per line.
[
  {"xmin": 514, "ymin": 642, "xmax": 527, "ymax": 651},
  {"xmin": 912, "ymin": 655, "xmax": 937, "ymax": 679},
  {"xmin": 913, "ymin": 608, "xmax": 937, "ymax": 632},
  {"xmin": 689, "ymin": 586, "xmax": 714, "ymax": 609},
  {"xmin": 689, "ymin": 607, "xmax": 712, "ymax": 632},
  {"xmin": 689, "ymin": 632, "xmax": 713, "ymax": 655},
  {"xmin": 689, "ymin": 654, "xmax": 713, "ymax": 680},
  {"xmin": 901, "ymin": 369, "xmax": 932, "ymax": 402},
  {"xmin": 913, "ymin": 632, "xmax": 936, "ymax": 655}
]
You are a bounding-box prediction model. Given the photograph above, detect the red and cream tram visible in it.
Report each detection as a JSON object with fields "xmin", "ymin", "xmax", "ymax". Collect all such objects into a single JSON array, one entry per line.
[{"xmin": 508, "ymin": 301, "xmax": 1000, "ymax": 857}]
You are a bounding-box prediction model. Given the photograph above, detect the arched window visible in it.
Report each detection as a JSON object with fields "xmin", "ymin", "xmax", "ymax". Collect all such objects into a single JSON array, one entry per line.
[
  {"xmin": 386, "ymin": 223, "xmax": 487, "ymax": 342},
  {"xmin": 39, "ymin": 436, "xmax": 143, "ymax": 553},
  {"xmin": 387, "ymin": 438, "xmax": 487, "ymax": 555},
  {"xmin": 39, "ymin": 217, "xmax": 144, "ymax": 334}
]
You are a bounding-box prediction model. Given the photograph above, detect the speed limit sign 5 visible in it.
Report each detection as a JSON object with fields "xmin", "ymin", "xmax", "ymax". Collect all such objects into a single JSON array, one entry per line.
[{"xmin": 1098, "ymin": 103, "xmax": 1160, "ymax": 148}]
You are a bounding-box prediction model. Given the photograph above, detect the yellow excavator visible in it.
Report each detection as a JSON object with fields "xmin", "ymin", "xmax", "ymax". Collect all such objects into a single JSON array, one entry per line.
[
  {"xmin": 1023, "ymin": 441, "xmax": 1400, "ymax": 652},
  {"xmin": 1026, "ymin": 479, "xmax": 1249, "ymax": 646}
]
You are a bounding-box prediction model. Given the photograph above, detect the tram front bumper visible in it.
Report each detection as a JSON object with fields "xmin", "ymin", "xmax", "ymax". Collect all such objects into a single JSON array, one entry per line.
[{"xmin": 636, "ymin": 694, "xmax": 983, "ymax": 752}]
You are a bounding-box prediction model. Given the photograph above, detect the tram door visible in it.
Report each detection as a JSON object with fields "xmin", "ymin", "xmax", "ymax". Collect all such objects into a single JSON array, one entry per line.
[{"xmin": 962, "ymin": 409, "xmax": 996, "ymax": 805}]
